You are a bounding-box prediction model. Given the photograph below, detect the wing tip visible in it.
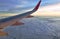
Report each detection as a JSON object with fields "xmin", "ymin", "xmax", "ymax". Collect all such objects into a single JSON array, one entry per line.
[{"xmin": 33, "ymin": 0, "xmax": 41, "ymax": 11}]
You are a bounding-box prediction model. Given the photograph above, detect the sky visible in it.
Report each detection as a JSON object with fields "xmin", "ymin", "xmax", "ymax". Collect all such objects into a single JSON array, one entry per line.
[{"xmin": 0, "ymin": 0, "xmax": 60, "ymax": 16}]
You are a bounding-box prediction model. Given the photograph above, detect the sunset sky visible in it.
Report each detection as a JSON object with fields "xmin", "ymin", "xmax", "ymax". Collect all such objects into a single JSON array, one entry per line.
[
  {"xmin": 32, "ymin": 3, "xmax": 60, "ymax": 16},
  {"xmin": 0, "ymin": 0, "xmax": 60, "ymax": 16}
]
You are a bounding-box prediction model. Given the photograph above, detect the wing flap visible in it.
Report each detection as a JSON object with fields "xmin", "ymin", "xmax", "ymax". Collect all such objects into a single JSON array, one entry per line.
[
  {"xmin": 26, "ymin": 15, "xmax": 34, "ymax": 18},
  {"xmin": 12, "ymin": 21, "xmax": 24, "ymax": 26},
  {"xmin": 0, "ymin": 29, "xmax": 8, "ymax": 36},
  {"xmin": 0, "ymin": 31, "xmax": 8, "ymax": 36}
]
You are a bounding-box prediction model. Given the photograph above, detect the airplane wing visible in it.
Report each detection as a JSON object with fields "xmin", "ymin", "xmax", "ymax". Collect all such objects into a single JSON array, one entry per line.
[{"xmin": 0, "ymin": 0, "xmax": 41, "ymax": 36}]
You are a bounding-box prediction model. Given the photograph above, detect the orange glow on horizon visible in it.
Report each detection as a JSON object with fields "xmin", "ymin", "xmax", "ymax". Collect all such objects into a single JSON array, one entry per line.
[
  {"xmin": 0, "ymin": 3, "xmax": 60, "ymax": 17},
  {"xmin": 32, "ymin": 3, "xmax": 60, "ymax": 16}
]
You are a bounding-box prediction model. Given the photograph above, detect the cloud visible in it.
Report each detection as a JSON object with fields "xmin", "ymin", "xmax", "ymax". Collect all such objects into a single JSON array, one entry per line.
[
  {"xmin": 32, "ymin": 3, "xmax": 60, "ymax": 16},
  {"xmin": 39, "ymin": 3, "xmax": 60, "ymax": 12},
  {"xmin": 0, "ymin": 0, "xmax": 60, "ymax": 13},
  {"xmin": 0, "ymin": 0, "xmax": 31, "ymax": 13},
  {"xmin": 41, "ymin": 0, "xmax": 60, "ymax": 6}
]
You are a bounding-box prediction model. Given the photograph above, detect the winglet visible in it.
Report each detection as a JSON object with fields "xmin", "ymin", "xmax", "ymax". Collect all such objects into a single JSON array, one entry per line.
[{"xmin": 33, "ymin": 0, "xmax": 41, "ymax": 11}]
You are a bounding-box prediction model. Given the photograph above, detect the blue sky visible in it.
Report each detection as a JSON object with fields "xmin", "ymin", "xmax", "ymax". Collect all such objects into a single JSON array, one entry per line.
[{"xmin": 0, "ymin": 0, "xmax": 60, "ymax": 13}]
